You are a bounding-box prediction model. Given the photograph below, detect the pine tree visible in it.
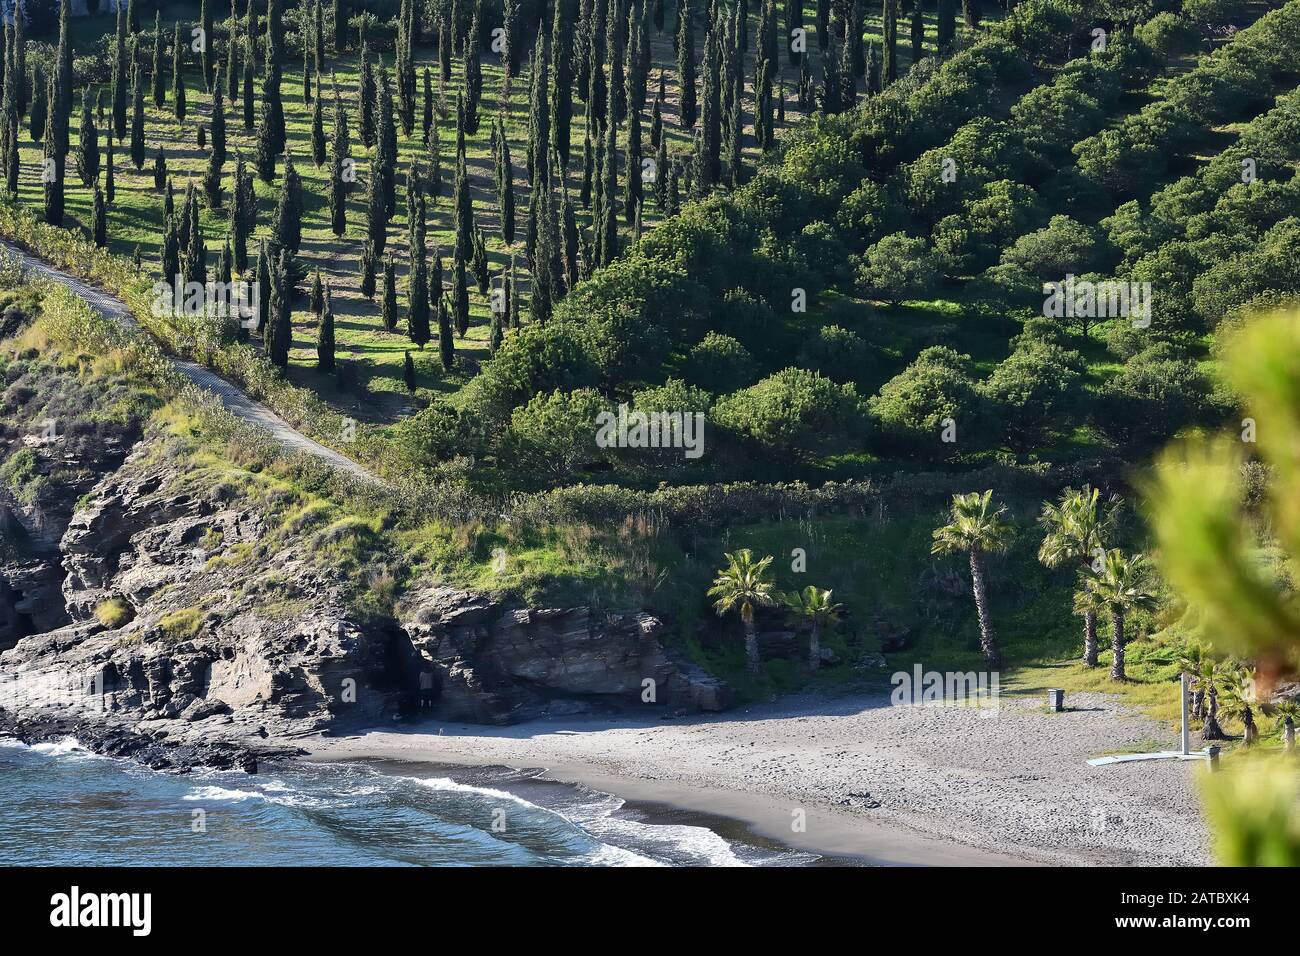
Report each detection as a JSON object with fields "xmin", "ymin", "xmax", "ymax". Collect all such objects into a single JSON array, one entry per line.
[
  {"xmin": 550, "ymin": 0, "xmax": 574, "ymax": 168},
  {"xmin": 76, "ymin": 89, "xmax": 99, "ymax": 186},
  {"xmin": 317, "ymin": 285, "xmax": 336, "ymax": 372},
  {"xmin": 381, "ymin": 253, "xmax": 398, "ymax": 331},
  {"xmin": 111, "ymin": 7, "xmax": 128, "ymax": 141},
  {"xmin": 172, "ymin": 23, "xmax": 187, "ymax": 120}
]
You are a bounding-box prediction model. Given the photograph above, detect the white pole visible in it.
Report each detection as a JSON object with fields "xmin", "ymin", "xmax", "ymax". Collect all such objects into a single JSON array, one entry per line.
[{"xmin": 1180, "ymin": 672, "xmax": 1190, "ymax": 755}]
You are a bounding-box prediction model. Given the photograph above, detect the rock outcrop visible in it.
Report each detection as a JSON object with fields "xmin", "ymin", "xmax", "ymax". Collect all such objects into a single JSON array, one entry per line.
[{"xmin": 400, "ymin": 586, "xmax": 733, "ymax": 724}]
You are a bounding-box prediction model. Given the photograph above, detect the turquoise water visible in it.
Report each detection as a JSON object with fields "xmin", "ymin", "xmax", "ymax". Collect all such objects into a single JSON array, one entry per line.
[{"xmin": 0, "ymin": 738, "xmax": 819, "ymax": 866}]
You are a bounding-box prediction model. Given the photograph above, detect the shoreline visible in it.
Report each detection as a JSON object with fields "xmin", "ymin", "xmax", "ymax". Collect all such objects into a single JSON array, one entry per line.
[{"xmin": 306, "ymin": 688, "xmax": 1212, "ymax": 866}]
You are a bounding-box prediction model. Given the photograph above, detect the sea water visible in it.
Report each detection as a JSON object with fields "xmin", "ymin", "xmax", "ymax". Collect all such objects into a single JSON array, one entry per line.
[{"xmin": 0, "ymin": 738, "xmax": 824, "ymax": 867}]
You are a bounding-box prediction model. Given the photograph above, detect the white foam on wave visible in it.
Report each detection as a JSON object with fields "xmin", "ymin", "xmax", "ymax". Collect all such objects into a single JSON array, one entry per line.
[
  {"xmin": 566, "ymin": 792, "xmax": 752, "ymax": 867},
  {"xmin": 183, "ymin": 785, "xmax": 265, "ymax": 802},
  {"xmin": 29, "ymin": 738, "xmax": 94, "ymax": 757}
]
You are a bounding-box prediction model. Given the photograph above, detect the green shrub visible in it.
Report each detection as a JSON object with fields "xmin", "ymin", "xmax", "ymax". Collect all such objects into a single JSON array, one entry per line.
[{"xmin": 94, "ymin": 598, "xmax": 135, "ymax": 629}]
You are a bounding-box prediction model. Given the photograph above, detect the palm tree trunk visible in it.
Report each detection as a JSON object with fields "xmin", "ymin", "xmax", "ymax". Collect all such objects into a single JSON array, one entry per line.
[
  {"xmin": 1243, "ymin": 709, "xmax": 1257, "ymax": 746},
  {"xmin": 743, "ymin": 619, "xmax": 760, "ymax": 673},
  {"xmin": 1203, "ymin": 684, "xmax": 1226, "ymax": 740},
  {"xmin": 1082, "ymin": 609, "xmax": 1098, "ymax": 667},
  {"xmin": 1285, "ymin": 717, "xmax": 1295, "ymax": 752},
  {"xmin": 1109, "ymin": 610, "xmax": 1125, "ymax": 681},
  {"xmin": 808, "ymin": 620, "xmax": 820, "ymax": 671},
  {"xmin": 1193, "ymin": 687, "xmax": 1205, "ymax": 720},
  {"xmin": 968, "ymin": 545, "xmax": 1000, "ymax": 668}
]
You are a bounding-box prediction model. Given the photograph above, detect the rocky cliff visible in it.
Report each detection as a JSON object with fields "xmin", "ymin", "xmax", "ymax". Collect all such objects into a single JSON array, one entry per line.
[{"xmin": 0, "ymin": 406, "xmax": 731, "ymax": 770}]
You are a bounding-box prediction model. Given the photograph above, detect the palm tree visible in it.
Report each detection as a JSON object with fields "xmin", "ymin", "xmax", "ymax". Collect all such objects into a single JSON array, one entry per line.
[
  {"xmin": 1038, "ymin": 486, "xmax": 1120, "ymax": 667},
  {"xmin": 1268, "ymin": 699, "xmax": 1300, "ymax": 752},
  {"xmin": 708, "ymin": 549, "xmax": 776, "ymax": 673},
  {"xmin": 932, "ymin": 491, "xmax": 1013, "ymax": 668},
  {"xmin": 781, "ymin": 586, "xmax": 843, "ymax": 671},
  {"xmin": 1177, "ymin": 640, "xmax": 1210, "ymax": 719},
  {"xmin": 1219, "ymin": 661, "xmax": 1259, "ymax": 745},
  {"xmin": 1074, "ymin": 549, "xmax": 1157, "ymax": 681},
  {"xmin": 1198, "ymin": 655, "xmax": 1230, "ymax": 740}
]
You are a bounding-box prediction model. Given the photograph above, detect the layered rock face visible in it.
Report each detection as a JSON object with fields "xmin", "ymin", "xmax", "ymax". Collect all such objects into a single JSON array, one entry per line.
[
  {"xmin": 1, "ymin": 435, "xmax": 732, "ymax": 768},
  {"xmin": 400, "ymin": 587, "xmax": 732, "ymax": 724}
]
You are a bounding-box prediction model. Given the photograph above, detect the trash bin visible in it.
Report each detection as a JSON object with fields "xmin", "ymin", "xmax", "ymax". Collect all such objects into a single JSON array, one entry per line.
[{"xmin": 1047, "ymin": 688, "xmax": 1065, "ymax": 712}]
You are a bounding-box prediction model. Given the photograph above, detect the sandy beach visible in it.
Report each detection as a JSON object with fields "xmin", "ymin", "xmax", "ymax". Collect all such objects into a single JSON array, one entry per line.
[{"xmin": 307, "ymin": 688, "xmax": 1213, "ymax": 866}]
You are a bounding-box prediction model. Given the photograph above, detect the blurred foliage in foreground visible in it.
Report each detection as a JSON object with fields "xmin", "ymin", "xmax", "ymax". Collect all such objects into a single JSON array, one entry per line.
[{"xmin": 1147, "ymin": 308, "xmax": 1300, "ymax": 866}]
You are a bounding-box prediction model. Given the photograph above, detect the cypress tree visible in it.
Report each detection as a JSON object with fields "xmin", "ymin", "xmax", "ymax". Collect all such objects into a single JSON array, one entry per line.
[
  {"xmin": 625, "ymin": 98, "xmax": 642, "ymax": 222},
  {"xmin": 911, "ymin": 4, "xmax": 924, "ymax": 63},
  {"xmin": 452, "ymin": 128, "xmax": 473, "ymax": 262},
  {"xmin": 503, "ymin": 0, "xmax": 521, "ymax": 79},
  {"xmin": 150, "ymin": 12, "xmax": 165, "ymax": 107},
  {"xmin": 211, "ymin": 68, "xmax": 227, "ymax": 170},
  {"xmin": 653, "ymin": 126, "xmax": 667, "ymax": 207},
  {"xmin": 588, "ymin": 0, "xmax": 607, "ymax": 126},
  {"xmin": 254, "ymin": 240, "xmax": 271, "ymax": 332},
  {"xmin": 125, "ymin": 0, "xmax": 139, "ymax": 33},
  {"xmin": 560, "ymin": 180, "xmax": 579, "ymax": 289},
  {"xmin": 265, "ymin": 251, "xmax": 291, "ymax": 369},
  {"xmin": 438, "ymin": 15, "xmax": 452, "ymax": 85},
  {"xmin": 787, "ymin": 0, "xmax": 803, "ymax": 66},
  {"xmin": 310, "ymin": 269, "xmax": 325, "ymax": 317},
  {"xmin": 580, "ymin": 96, "xmax": 594, "ymax": 207},
  {"xmin": 92, "ymin": 186, "xmax": 106, "ymax": 246},
  {"xmin": 652, "ymin": 0, "xmax": 665, "ymax": 32},
  {"xmin": 550, "ymin": 0, "xmax": 573, "ymax": 168},
  {"xmin": 200, "ymin": 0, "xmax": 214, "ymax": 91},
  {"xmin": 242, "ymin": 36, "xmax": 255, "ymax": 129},
  {"xmin": 507, "ymin": 253, "xmax": 521, "ymax": 328},
  {"xmin": 396, "ymin": 0, "xmax": 416, "ymax": 137},
  {"xmin": 172, "ymin": 23, "xmax": 186, "ymax": 120},
  {"xmin": 367, "ymin": 155, "xmax": 387, "ymax": 254},
  {"xmin": 408, "ymin": 246, "xmax": 430, "ymax": 348},
  {"xmin": 27, "ymin": 62, "xmax": 43, "ymax": 143},
  {"xmin": 755, "ymin": 48, "xmax": 774, "ymax": 150},
  {"xmin": 471, "ymin": 226, "xmax": 489, "ymax": 295},
  {"xmin": 272, "ymin": 153, "xmax": 304, "ymax": 253},
  {"xmin": 403, "ymin": 350, "xmax": 416, "ymax": 389},
  {"xmin": 105, "ymin": 137, "xmax": 115, "ymax": 203},
  {"xmin": 850, "ymin": 0, "xmax": 865, "ymax": 78},
  {"xmin": 76, "ymin": 89, "xmax": 99, "ymax": 186},
  {"xmin": 451, "ymin": 247, "xmax": 469, "ymax": 337},
  {"xmin": 608, "ymin": 0, "xmax": 625, "ymax": 124},
  {"xmin": 964, "ymin": 0, "xmax": 980, "ymax": 29},
  {"xmin": 488, "ymin": 288, "xmax": 502, "ymax": 353},
  {"xmin": 330, "ymin": 137, "xmax": 347, "ymax": 237},
  {"xmin": 360, "ymin": 239, "xmax": 376, "ymax": 298},
  {"xmin": 263, "ymin": 6, "xmax": 286, "ymax": 155},
  {"xmin": 437, "ymin": 277, "xmax": 454, "ymax": 369},
  {"xmin": 358, "ymin": 39, "xmax": 375, "ymax": 147},
  {"xmin": 318, "ymin": 285, "xmax": 336, "ymax": 371},
  {"xmin": 699, "ymin": 18, "xmax": 720, "ymax": 191},
  {"xmin": 463, "ymin": 2, "xmax": 482, "ymax": 135},
  {"xmin": 527, "ymin": 23, "xmax": 550, "ymax": 186},
  {"xmin": 153, "ymin": 147, "xmax": 166, "ymax": 187},
  {"xmin": 311, "ymin": 78, "xmax": 325, "ymax": 166},
  {"xmin": 937, "ymin": 0, "xmax": 955, "ymax": 51},
  {"xmin": 676, "ymin": 0, "xmax": 696, "ymax": 128},
  {"xmin": 314, "ymin": 0, "xmax": 326, "ymax": 84},
  {"xmin": 865, "ymin": 39, "xmax": 879, "ymax": 95},
  {"xmin": 381, "ymin": 253, "xmax": 398, "ymax": 331},
  {"xmin": 162, "ymin": 215, "xmax": 181, "ymax": 287},
  {"xmin": 230, "ymin": 157, "xmax": 250, "ymax": 272},
  {"xmin": 425, "ymin": 115, "xmax": 442, "ymax": 200},
  {"xmin": 334, "ymin": 0, "xmax": 347, "ymax": 52},
  {"xmin": 256, "ymin": 103, "xmax": 278, "ymax": 181},
  {"xmin": 596, "ymin": 96, "xmax": 618, "ymax": 265},
  {"xmin": 111, "ymin": 7, "xmax": 128, "ymax": 141},
  {"xmin": 883, "ymin": 0, "xmax": 898, "ymax": 84},
  {"xmin": 43, "ymin": 1, "xmax": 71, "ymax": 228},
  {"xmin": 494, "ymin": 117, "xmax": 515, "ymax": 244},
  {"xmin": 11, "ymin": 0, "xmax": 25, "ymax": 120},
  {"xmin": 378, "ymin": 66, "xmax": 397, "ymax": 214},
  {"xmin": 422, "ymin": 67, "xmax": 433, "ymax": 140},
  {"xmin": 203, "ymin": 139, "xmax": 224, "ymax": 208},
  {"xmin": 650, "ymin": 69, "xmax": 664, "ymax": 148},
  {"xmin": 226, "ymin": 32, "xmax": 239, "ymax": 103}
]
